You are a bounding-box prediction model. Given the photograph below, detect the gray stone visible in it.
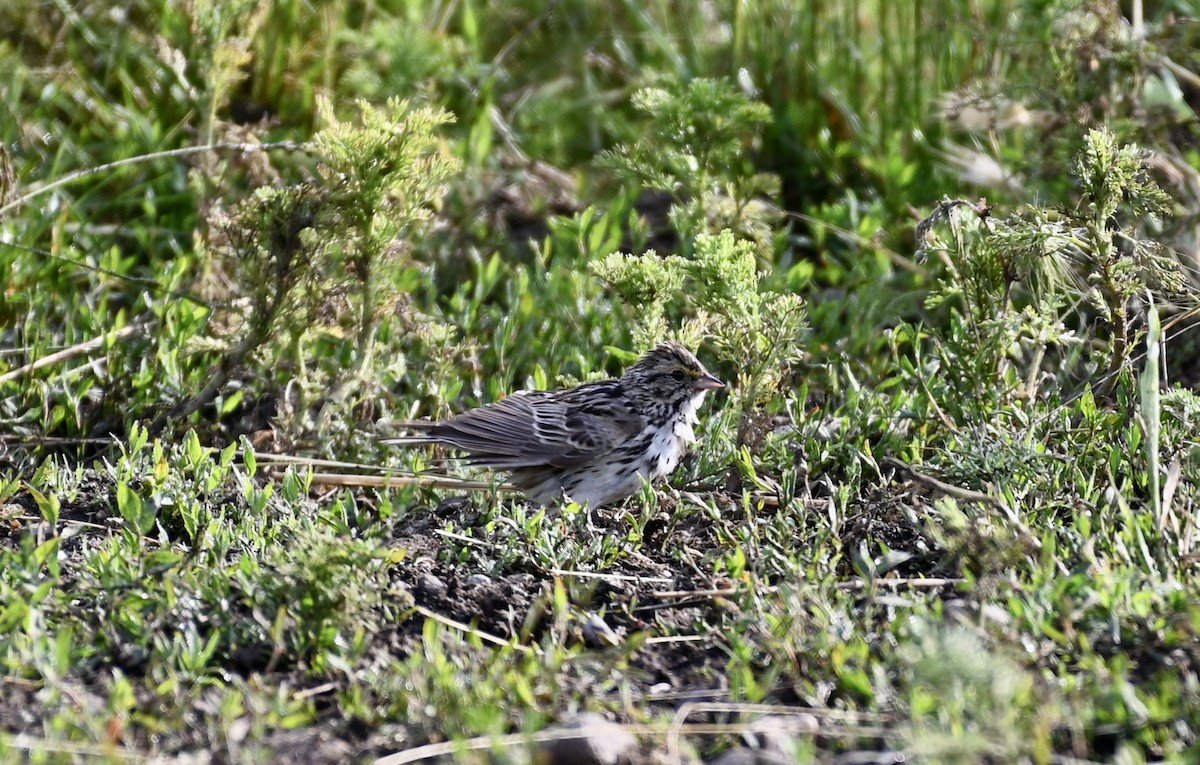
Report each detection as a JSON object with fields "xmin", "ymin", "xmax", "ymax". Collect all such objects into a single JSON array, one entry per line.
[
  {"xmin": 416, "ymin": 572, "xmax": 447, "ymax": 598},
  {"xmin": 541, "ymin": 712, "xmax": 637, "ymax": 765},
  {"xmin": 465, "ymin": 573, "xmax": 492, "ymax": 587}
]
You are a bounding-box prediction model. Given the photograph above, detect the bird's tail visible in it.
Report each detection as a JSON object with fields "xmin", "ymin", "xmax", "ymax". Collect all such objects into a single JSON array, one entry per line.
[{"xmin": 377, "ymin": 419, "xmax": 439, "ymax": 447}]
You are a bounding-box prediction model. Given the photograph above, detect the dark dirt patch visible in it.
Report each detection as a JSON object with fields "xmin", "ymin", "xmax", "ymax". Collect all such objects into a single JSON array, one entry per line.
[
  {"xmin": 0, "ymin": 676, "xmax": 42, "ymax": 733},
  {"xmin": 0, "ymin": 470, "xmax": 126, "ymax": 574},
  {"xmin": 839, "ymin": 484, "xmax": 943, "ymax": 578},
  {"xmin": 383, "ymin": 509, "xmax": 742, "ymax": 671}
]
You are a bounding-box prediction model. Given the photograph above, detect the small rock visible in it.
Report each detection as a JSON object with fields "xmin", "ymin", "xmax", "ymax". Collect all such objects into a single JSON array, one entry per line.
[
  {"xmin": 943, "ymin": 598, "xmax": 969, "ymax": 621},
  {"xmin": 417, "ymin": 572, "xmax": 447, "ymax": 599},
  {"xmin": 814, "ymin": 417, "xmax": 842, "ymax": 441},
  {"xmin": 541, "ymin": 712, "xmax": 636, "ymax": 765},
  {"xmin": 708, "ymin": 748, "xmax": 794, "ymax": 765},
  {"xmin": 434, "ymin": 495, "xmax": 472, "ymax": 517},
  {"xmin": 582, "ymin": 612, "xmax": 621, "ymax": 648},
  {"xmin": 744, "ymin": 714, "xmax": 817, "ymax": 756},
  {"xmin": 465, "ymin": 573, "xmax": 492, "ymax": 587},
  {"xmin": 979, "ymin": 603, "xmax": 1012, "ymax": 626},
  {"xmin": 266, "ymin": 728, "xmax": 354, "ymax": 765}
]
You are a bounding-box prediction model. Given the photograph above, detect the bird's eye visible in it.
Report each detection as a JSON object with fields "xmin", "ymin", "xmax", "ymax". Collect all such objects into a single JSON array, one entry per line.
[{"xmin": 671, "ymin": 369, "xmax": 687, "ymax": 382}]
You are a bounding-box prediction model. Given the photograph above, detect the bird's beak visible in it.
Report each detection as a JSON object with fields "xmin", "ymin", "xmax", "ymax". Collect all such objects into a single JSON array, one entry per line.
[{"xmin": 694, "ymin": 372, "xmax": 725, "ymax": 391}]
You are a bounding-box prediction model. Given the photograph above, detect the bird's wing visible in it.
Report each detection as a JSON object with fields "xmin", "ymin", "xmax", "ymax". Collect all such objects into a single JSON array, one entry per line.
[{"xmin": 405, "ymin": 386, "xmax": 643, "ymax": 470}]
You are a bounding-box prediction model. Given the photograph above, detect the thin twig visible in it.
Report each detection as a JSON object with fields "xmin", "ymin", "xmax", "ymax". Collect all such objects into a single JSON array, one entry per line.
[
  {"xmin": 257, "ymin": 452, "xmax": 474, "ymax": 472},
  {"xmin": 0, "ymin": 241, "xmax": 226, "ymax": 310},
  {"xmin": 547, "ymin": 568, "xmax": 674, "ymax": 584},
  {"xmin": 1158, "ymin": 55, "xmax": 1200, "ymax": 90},
  {"xmin": 634, "ymin": 578, "xmax": 964, "ymax": 614},
  {"xmin": 9, "ymin": 515, "xmax": 118, "ymax": 534},
  {"xmin": 650, "ymin": 587, "xmax": 741, "ymax": 599},
  {"xmin": 293, "ymin": 682, "xmax": 339, "ymax": 700},
  {"xmin": 0, "ymin": 140, "xmax": 305, "ymax": 218},
  {"xmin": 413, "ymin": 605, "xmax": 531, "ymax": 653},
  {"xmin": 785, "ymin": 209, "xmax": 918, "ymax": 273},
  {"xmin": 374, "ymin": 719, "xmax": 884, "ymax": 765},
  {"xmin": 269, "ymin": 470, "xmax": 515, "ymax": 493},
  {"xmin": 432, "ymin": 529, "xmax": 491, "ymax": 548},
  {"xmin": 1, "ymin": 734, "xmax": 142, "ymax": 761},
  {"xmin": 0, "ymin": 436, "xmax": 113, "ymax": 446},
  {"xmin": 881, "ymin": 456, "xmax": 1007, "ymax": 509},
  {"xmin": 667, "ymin": 702, "xmax": 889, "ymax": 765},
  {"xmin": 833, "ymin": 577, "xmax": 964, "ymax": 591},
  {"xmin": 0, "ymin": 324, "xmax": 144, "ymax": 384},
  {"xmin": 644, "ymin": 634, "xmax": 707, "ymax": 645},
  {"xmin": 746, "ymin": 492, "xmax": 835, "ymax": 509},
  {"xmin": 882, "ymin": 456, "xmax": 1042, "ymax": 550},
  {"xmin": 254, "ymin": 452, "xmax": 415, "ymax": 472}
]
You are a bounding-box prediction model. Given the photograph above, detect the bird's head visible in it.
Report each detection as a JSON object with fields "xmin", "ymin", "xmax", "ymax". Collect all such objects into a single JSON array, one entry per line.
[{"xmin": 622, "ymin": 342, "xmax": 724, "ymax": 416}]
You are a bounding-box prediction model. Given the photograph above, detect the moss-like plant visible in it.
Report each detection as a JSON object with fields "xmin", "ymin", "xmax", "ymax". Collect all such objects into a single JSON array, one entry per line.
[
  {"xmin": 589, "ymin": 78, "xmax": 803, "ymax": 455},
  {"xmin": 592, "ymin": 230, "xmax": 805, "ymax": 451},
  {"xmin": 308, "ymin": 98, "xmax": 459, "ymax": 421},
  {"xmin": 164, "ymin": 98, "xmax": 460, "ymax": 436},
  {"xmin": 917, "ymin": 127, "xmax": 1183, "ymax": 417},
  {"xmin": 599, "ymin": 77, "xmax": 780, "ymax": 259}
]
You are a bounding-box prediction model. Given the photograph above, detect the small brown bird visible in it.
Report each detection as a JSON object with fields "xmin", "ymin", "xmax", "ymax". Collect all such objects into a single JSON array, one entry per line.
[{"xmin": 382, "ymin": 342, "xmax": 724, "ymax": 507}]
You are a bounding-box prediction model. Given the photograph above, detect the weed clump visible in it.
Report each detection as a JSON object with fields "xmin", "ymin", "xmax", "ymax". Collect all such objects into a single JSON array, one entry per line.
[
  {"xmin": 167, "ymin": 98, "xmax": 459, "ymax": 443},
  {"xmin": 917, "ymin": 127, "xmax": 1183, "ymax": 415},
  {"xmin": 588, "ymin": 78, "xmax": 804, "ymax": 456}
]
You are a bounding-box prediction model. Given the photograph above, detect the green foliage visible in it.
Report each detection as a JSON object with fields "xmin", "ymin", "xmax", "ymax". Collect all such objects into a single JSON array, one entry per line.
[
  {"xmin": 589, "ymin": 78, "xmax": 803, "ymax": 452},
  {"xmin": 307, "ymin": 98, "xmax": 460, "ymax": 416},
  {"xmin": 600, "ymin": 78, "xmax": 781, "ymax": 258},
  {"xmin": 588, "ymin": 251, "xmax": 684, "ymax": 344},
  {"xmin": 917, "ymin": 128, "xmax": 1183, "ymax": 417},
  {"xmin": 592, "ymin": 229, "xmax": 806, "ymax": 450},
  {"xmin": 161, "ymin": 98, "xmax": 460, "ymax": 438},
  {"xmin": 338, "ymin": 11, "xmax": 468, "ymax": 104},
  {"xmin": 903, "ymin": 626, "xmax": 1050, "ymax": 763},
  {"xmin": 5, "ymin": 1, "xmax": 1200, "ymax": 762},
  {"xmin": 937, "ymin": 1, "xmax": 1200, "ymax": 267},
  {"xmin": 602, "ymin": 79, "xmax": 773, "ymax": 196}
]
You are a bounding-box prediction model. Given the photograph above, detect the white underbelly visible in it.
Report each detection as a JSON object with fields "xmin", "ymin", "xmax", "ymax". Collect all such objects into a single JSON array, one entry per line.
[{"xmin": 650, "ymin": 396, "xmax": 700, "ymax": 477}]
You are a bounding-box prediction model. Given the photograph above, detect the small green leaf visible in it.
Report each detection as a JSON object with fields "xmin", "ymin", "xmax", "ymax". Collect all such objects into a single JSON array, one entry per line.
[
  {"xmin": 219, "ymin": 388, "xmax": 245, "ymax": 416},
  {"xmin": 129, "ymin": 422, "xmax": 147, "ymax": 454},
  {"xmin": 185, "ymin": 428, "xmax": 205, "ymax": 467},
  {"xmin": 1078, "ymin": 386, "xmax": 1097, "ymax": 422},
  {"xmin": 181, "ymin": 499, "xmax": 200, "ymax": 540},
  {"xmin": 26, "ymin": 486, "xmax": 59, "ymax": 527},
  {"xmin": 242, "ymin": 439, "xmax": 257, "ymax": 476},
  {"xmin": 33, "ymin": 538, "xmax": 60, "ymax": 578},
  {"xmin": 0, "ymin": 598, "xmax": 28, "ymax": 633},
  {"xmin": 117, "ymin": 482, "xmax": 156, "ymax": 537}
]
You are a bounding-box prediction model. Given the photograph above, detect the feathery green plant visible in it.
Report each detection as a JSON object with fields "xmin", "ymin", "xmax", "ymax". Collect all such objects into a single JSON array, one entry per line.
[
  {"xmin": 599, "ymin": 78, "xmax": 780, "ymax": 259},
  {"xmin": 917, "ymin": 127, "xmax": 1183, "ymax": 417},
  {"xmin": 590, "ymin": 78, "xmax": 803, "ymax": 453},
  {"xmin": 164, "ymin": 98, "xmax": 459, "ymax": 437},
  {"xmin": 308, "ymin": 98, "xmax": 459, "ymax": 420},
  {"xmin": 592, "ymin": 230, "xmax": 805, "ymax": 452}
]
